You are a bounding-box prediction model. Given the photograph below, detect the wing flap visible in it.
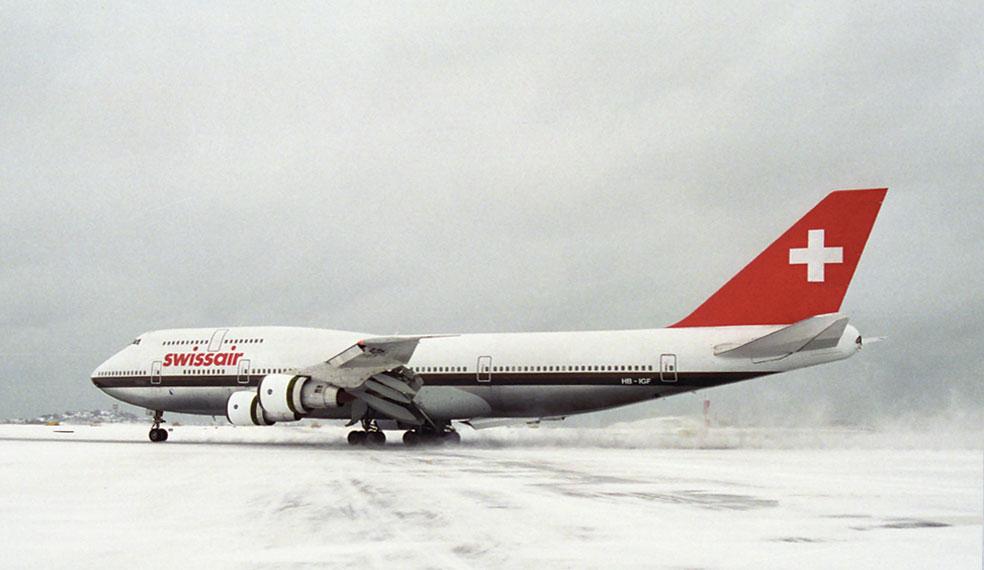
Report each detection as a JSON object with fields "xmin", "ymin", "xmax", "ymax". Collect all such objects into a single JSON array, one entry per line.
[
  {"xmin": 350, "ymin": 390, "xmax": 421, "ymax": 424},
  {"xmin": 362, "ymin": 377, "xmax": 414, "ymax": 404},
  {"xmin": 368, "ymin": 372, "xmax": 419, "ymax": 399}
]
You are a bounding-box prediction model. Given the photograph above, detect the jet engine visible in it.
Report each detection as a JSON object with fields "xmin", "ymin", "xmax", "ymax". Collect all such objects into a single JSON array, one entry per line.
[
  {"xmin": 226, "ymin": 390, "xmax": 275, "ymax": 426},
  {"xmin": 257, "ymin": 373, "xmax": 343, "ymax": 422}
]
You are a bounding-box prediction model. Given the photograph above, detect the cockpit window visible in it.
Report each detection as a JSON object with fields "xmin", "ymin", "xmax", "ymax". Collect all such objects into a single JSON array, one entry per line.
[{"xmin": 131, "ymin": 338, "xmax": 141, "ymax": 345}]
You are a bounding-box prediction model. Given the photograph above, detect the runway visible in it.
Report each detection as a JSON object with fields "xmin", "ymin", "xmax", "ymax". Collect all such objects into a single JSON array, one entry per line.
[{"xmin": 0, "ymin": 423, "xmax": 979, "ymax": 569}]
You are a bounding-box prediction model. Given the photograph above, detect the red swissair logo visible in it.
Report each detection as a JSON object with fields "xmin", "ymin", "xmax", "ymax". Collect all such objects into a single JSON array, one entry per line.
[{"xmin": 163, "ymin": 352, "xmax": 244, "ymax": 367}]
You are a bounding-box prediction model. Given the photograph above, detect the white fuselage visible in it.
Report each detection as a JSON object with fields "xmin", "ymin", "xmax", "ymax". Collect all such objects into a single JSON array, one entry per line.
[{"xmin": 91, "ymin": 324, "xmax": 861, "ymax": 422}]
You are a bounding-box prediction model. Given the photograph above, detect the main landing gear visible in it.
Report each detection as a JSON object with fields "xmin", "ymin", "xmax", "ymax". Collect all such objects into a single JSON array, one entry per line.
[
  {"xmin": 347, "ymin": 419, "xmax": 386, "ymax": 446},
  {"xmin": 346, "ymin": 420, "xmax": 462, "ymax": 447},
  {"xmin": 401, "ymin": 424, "xmax": 460, "ymax": 447},
  {"xmin": 148, "ymin": 409, "xmax": 168, "ymax": 443}
]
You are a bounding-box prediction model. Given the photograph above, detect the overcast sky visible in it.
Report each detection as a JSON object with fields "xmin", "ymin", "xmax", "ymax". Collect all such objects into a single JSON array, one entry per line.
[{"xmin": 2, "ymin": 2, "xmax": 982, "ymax": 425}]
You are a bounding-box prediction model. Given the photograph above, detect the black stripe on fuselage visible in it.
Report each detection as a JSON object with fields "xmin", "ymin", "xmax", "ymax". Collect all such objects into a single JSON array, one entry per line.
[{"xmin": 91, "ymin": 371, "xmax": 771, "ymax": 390}]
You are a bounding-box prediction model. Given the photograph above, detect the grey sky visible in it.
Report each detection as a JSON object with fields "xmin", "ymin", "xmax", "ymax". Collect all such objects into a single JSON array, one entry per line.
[{"xmin": 2, "ymin": 3, "xmax": 982, "ymax": 423}]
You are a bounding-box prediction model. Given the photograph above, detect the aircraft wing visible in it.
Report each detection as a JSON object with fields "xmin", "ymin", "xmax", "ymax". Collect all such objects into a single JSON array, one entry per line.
[
  {"xmin": 296, "ymin": 335, "xmax": 447, "ymax": 425},
  {"xmin": 298, "ymin": 336, "xmax": 426, "ymax": 388}
]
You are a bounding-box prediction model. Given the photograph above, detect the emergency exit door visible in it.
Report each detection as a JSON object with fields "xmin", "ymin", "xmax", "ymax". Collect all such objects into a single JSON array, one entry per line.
[
  {"xmin": 660, "ymin": 354, "xmax": 677, "ymax": 383},
  {"xmin": 237, "ymin": 359, "xmax": 251, "ymax": 385},
  {"xmin": 477, "ymin": 356, "xmax": 492, "ymax": 383}
]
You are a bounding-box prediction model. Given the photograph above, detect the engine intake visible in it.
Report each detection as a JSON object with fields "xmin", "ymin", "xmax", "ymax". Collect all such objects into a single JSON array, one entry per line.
[{"xmin": 226, "ymin": 390, "xmax": 275, "ymax": 426}]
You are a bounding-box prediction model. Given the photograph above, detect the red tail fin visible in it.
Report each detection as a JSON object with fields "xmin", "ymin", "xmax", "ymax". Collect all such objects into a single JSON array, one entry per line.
[{"xmin": 671, "ymin": 188, "xmax": 887, "ymax": 327}]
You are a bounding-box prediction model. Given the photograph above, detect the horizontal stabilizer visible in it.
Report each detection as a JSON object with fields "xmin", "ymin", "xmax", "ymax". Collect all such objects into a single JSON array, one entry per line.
[{"xmin": 714, "ymin": 313, "xmax": 849, "ymax": 362}]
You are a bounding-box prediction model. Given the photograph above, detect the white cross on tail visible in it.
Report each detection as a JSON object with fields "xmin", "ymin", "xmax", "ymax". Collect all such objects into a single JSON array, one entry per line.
[{"xmin": 789, "ymin": 229, "xmax": 843, "ymax": 282}]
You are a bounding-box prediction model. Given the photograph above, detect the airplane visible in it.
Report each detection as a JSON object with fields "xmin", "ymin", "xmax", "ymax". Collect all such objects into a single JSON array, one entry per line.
[{"xmin": 91, "ymin": 188, "xmax": 887, "ymax": 446}]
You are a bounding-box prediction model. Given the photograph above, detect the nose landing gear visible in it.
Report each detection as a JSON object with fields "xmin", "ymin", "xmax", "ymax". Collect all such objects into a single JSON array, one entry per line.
[{"xmin": 148, "ymin": 410, "xmax": 168, "ymax": 442}]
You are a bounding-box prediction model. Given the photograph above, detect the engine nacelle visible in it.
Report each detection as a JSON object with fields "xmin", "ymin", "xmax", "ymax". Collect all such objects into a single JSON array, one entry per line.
[
  {"xmin": 258, "ymin": 374, "xmax": 308, "ymax": 421},
  {"xmin": 226, "ymin": 390, "xmax": 275, "ymax": 426},
  {"xmin": 258, "ymin": 374, "xmax": 344, "ymax": 422},
  {"xmin": 300, "ymin": 379, "xmax": 344, "ymax": 410}
]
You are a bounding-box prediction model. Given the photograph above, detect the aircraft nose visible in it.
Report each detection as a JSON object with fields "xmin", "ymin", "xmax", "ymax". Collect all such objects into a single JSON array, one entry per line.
[
  {"xmin": 91, "ymin": 349, "xmax": 123, "ymax": 389},
  {"xmin": 91, "ymin": 358, "xmax": 109, "ymax": 388}
]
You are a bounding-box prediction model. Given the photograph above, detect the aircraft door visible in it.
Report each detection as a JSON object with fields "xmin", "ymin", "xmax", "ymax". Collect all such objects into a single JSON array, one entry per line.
[
  {"xmin": 208, "ymin": 329, "xmax": 228, "ymax": 352},
  {"xmin": 151, "ymin": 361, "xmax": 162, "ymax": 385},
  {"xmin": 237, "ymin": 359, "xmax": 251, "ymax": 385},
  {"xmin": 477, "ymin": 355, "xmax": 492, "ymax": 383},
  {"xmin": 660, "ymin": 354, "xmax": 678, "ymax": 383}
]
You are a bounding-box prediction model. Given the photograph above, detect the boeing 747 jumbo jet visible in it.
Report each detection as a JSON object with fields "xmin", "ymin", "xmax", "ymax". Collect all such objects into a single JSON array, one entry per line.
[{"xmin": 92, "ymin": 188, "xmax": 886, "ymax": 445}]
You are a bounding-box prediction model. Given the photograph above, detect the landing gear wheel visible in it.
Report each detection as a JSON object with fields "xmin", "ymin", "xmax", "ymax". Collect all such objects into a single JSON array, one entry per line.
[
  {"xmin": 403, "ymin": 431, "xmax": 420, "ymax": 447},
  {"xmin": 403, "ymin": 424, "xmax": 460, "ymax": 446},
  {"xmin": 347, "ymin": 430, "xmax": 367, "ymax": 446},
  {"xmin": 148, "ymin": 410, "xmax": 168, "ymax": 443},
  {"xmin": 367, "ymin": 431, "xmax": 386, "ymax": 446}
]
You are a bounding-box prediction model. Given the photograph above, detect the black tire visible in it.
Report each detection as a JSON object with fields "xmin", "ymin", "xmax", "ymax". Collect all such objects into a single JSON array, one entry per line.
[
  {"xmin": 403, "ymin": 431, "xmax": 419, "ymax": 447},
  {"xmin": 148, "ymin": 428, "xmax": 161, "ymax": 442},
  {"xmin": 367, "ymin": 431, "xmax": 386, "ymax": 446},
  {"xmin": 160, "ymin": 429, "xmax": 169, "ymax": 442},
  {"xmin": 347, "ymin": 430, "xmax": 367, "ymax": 446},
  {"xmin": 442, "ymin": 431, "xmax": 461, "ymax": 445}
]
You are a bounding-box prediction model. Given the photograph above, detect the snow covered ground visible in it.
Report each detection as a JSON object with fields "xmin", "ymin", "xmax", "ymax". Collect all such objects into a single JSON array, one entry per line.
[{"xmin": 0, "ymin": 422, "xmax": 980, "ymax": 569}]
